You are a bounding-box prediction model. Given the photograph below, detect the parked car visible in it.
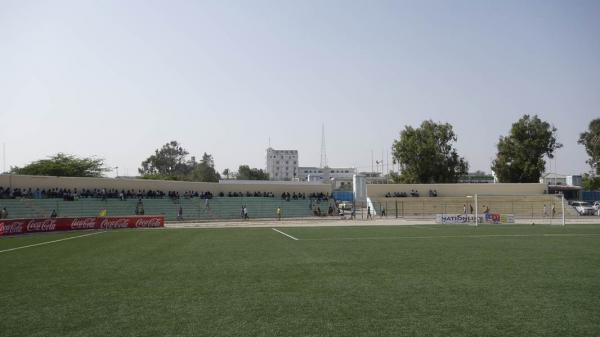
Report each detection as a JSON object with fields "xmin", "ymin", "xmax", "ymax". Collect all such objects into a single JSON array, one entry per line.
[
  {"xmin": 571, "ymin": 201, "xmax": 595, "ymax": 215},
  {"xmin": 338, "ymin": 202, "xmax": 353, "ymax": 211}
]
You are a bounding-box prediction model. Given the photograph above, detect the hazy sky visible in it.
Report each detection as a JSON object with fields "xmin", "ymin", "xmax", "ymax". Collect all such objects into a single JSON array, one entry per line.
[{"xmin": 1, "ymin": 0, "xmax": 599, "ymax": 177}]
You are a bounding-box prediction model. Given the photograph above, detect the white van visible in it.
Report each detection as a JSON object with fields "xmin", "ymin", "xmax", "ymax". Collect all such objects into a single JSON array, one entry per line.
[{"xmin": 571, "ymin": 201, "xmax": 595, "ymax": 215}]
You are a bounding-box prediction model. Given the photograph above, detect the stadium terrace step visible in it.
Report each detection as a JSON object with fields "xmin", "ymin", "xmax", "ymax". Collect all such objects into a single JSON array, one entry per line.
[{"xmin": 0, "ymin": 197, "xmax": 316, "ymax": 221}]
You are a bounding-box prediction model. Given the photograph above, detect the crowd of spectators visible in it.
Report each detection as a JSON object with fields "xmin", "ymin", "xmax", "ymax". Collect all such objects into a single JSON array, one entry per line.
[
  {"xmin": 0, "ymin": 187, "xmax": 171, "ymax": 200},
  {"xmin": 309, "ymin": 192, "xmax": 329, "ymax": 201},
  {"xmin": 0, "ymin": 186, "xmax": 329, "ymax": 201},
  {"xmin": 219, "ymin": 191, "xmax": 275, "ymax": 198},
  {"xmin": 384, "ymin": 190, "xmax": 438, "ymax": 198},
  {"xmin": 169, "ymin": 191, "xmax": 213, "ymax": 200}
]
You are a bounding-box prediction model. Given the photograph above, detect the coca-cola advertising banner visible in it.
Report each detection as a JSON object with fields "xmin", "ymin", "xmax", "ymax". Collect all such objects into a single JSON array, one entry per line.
[{"xmin": 0, "ymin": 216, "xmax": 164, "ymax": 236}]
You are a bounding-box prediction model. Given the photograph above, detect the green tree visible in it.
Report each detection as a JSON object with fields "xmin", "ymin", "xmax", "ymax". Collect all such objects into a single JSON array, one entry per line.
[
  {"xmin": 11, "ymin": 153, "xmax": 108, "ymax": 177},
  {"xmin": 392, "ymin": 120, "xmax": 469, "ymax": 183},
  {"xmin": 139, "ymin": 141, "xmax": 191, "ymax": 179},
  {"xmin": 236, "ymin": 165, "xmax": 269, "ymax": 180},
  {"xmin": 222, "ymin": 168, "xmax": 231, "ymax": 179},
  {"xmin": 491, "ymin": 115, "xmax": 562, "ymax": 183},
  {"xmin": 578, "ymin": 118, "xmax": 600, "ymax": 175},
  {"xmin": 139, "ymin": 142, "xmax": 219, "ymax": 182},
  {"xmin": 190, "ymin": 153, "xmax": 221, "ymax": 182},
  {"xmin": 582, "ymin": 173, "xmax": 600, "ymax": 191}
]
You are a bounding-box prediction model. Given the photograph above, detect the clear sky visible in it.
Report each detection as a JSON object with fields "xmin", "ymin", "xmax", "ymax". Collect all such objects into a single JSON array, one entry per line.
[{"xmin": 1, "ymin": 0, "xmax": 599, "ymax": 177}]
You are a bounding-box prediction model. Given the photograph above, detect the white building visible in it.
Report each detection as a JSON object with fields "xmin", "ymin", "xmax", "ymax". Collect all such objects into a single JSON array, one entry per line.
[
  {"xmin": 540, "ymin": 172, "xmax": 583, "ymax": 187},
  {"xmin": 297, "ymin": 166, "xmax": 357, "ymax": 189},
  {"xmin": 266, "ymin": 148, "xmax": 299, "ymax": 181},
  {"xmin": 297, "ymin": 167, "xmax": 356, "ymax": 181}
]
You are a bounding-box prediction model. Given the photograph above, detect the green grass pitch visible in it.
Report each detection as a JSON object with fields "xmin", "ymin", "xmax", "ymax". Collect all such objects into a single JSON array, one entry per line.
[{"xmin": 1, "ymin": 224, "xmax": 600, "ymax": 337}]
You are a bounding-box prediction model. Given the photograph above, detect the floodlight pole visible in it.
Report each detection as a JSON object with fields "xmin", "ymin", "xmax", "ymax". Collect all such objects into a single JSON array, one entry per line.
[{"xmin": 475, "ymin": 194, "xmax": 479, "ymax": 227}]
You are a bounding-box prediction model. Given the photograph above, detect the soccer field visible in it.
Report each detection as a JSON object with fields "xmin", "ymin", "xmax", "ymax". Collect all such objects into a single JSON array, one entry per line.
[{"xmin": 1, "ymin": 224, "xmax": 600, "ymax": 337}]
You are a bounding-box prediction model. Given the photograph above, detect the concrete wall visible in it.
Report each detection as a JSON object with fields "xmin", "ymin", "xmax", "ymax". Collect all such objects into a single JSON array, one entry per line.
[
  {"xmin": 367, "ymin": 183, "xmax": 547, "ymax": 197},
  {"xmin": 0, "ymin": 175, "xmax": 548, "ymax": 197},
  {"xmin": 0, "ymin": 175, "xmax": 331, "ymax": 195}
]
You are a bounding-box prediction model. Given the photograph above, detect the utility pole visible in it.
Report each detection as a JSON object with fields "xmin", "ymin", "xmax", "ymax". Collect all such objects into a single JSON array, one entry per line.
[
  {"xmin": 381, "ymin": 149, "xmax": 384, "ymax": 176},
  {"xmin": 371, "ymin": 150, "xmax": 374, "ymax": 173}
]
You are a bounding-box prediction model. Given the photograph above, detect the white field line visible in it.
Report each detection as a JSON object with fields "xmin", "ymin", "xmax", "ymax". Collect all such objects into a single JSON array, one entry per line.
[
  {"xmin": 271, "ymin": 228, "xmax": 299, "ymax": 241},
  {"xmin": 0, "ymin": 231, "xmax": 105, "ymax": 254},
  {"xmin": 301, "ymin": 233, "xmax": 600, "ymax": 241}
]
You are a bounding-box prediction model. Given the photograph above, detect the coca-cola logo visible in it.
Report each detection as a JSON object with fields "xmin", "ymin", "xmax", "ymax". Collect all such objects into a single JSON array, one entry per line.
[
  {"xmin": 135, "ymin": 218, "xmax": 163, "ymax": 228},
  {"xmin": 27, "ymin": 219, "xmax": 57, "ymax": 232},
  {"xmin": 71, "ymin": 218, "xmax": 97, "ymax": 230},
  {"xmin": 99, "ymin": 218, "xmax": 130, "ymax": 229},
  {"xmin": 0, "ymin": 221, "xmax": 25, "ymax": 234}
]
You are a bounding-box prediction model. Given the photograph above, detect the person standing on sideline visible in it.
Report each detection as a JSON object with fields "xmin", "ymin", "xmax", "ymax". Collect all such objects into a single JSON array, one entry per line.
[
  {"xmin": 177, "ymin": 206, "xmax": 183, "ymax": 221},
  {"xmin": 469, "ymin": 204, "xmax": 473, "ymax": 214},
  {"xmin": 552, "ymin": 204, "xmax": 556, "ymax": 218},
  {"xmin": 243, "ymin": 206, "xmax": 249, "ymax": 220},
  {"xmin": 543, "ymin": 204, "xmax": 548, "ymax": 218},
  {"xmin": 277, "ymin": 207, "xmax": 282, "ymax": 221},
  {"xmin": 350, "ymin": 207, "xmax": 356, "ymax": 220},
  {"xmin": 240, "ymin": 206, "xmax": 245, "ymax": 220},
  {"xmin": 367, "ymin": 206, "xmax": 372, "ymax": 220},
  {"xmin": 463, "ymin": 204, "xmax": 467, "ymax": 214}
]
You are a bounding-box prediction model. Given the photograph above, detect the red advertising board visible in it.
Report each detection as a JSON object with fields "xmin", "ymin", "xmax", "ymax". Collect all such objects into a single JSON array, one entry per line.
[{"xmin": 0, "ymin": 216, "xmax": 164, "ymax": 236}]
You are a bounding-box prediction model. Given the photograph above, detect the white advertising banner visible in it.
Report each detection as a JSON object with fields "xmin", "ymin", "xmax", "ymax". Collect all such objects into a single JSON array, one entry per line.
[{"xmin": 435, "ymin": 213, "xmax": 515, "ymax": 224}]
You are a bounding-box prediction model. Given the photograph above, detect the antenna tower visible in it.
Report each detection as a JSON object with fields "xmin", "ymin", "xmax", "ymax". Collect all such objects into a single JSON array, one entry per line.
[{"xmin": 320, "ymin": 124, "xmax": 327, "ymax": 168}]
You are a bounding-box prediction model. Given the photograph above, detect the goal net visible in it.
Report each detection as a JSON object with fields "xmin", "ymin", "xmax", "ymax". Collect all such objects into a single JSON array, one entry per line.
[
  {"xmin": 466, "ymin": 194, "xmax": 565, "ymax": 226},
  {"xmin": 370, "ymin": 194, "xmax": 567, "ymax": 225}
]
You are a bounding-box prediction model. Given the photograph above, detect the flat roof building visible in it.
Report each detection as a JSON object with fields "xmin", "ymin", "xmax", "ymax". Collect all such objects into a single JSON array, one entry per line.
[{"xmin": 266, "ymin": 148, "xmax": 298, "ymax": 181}]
